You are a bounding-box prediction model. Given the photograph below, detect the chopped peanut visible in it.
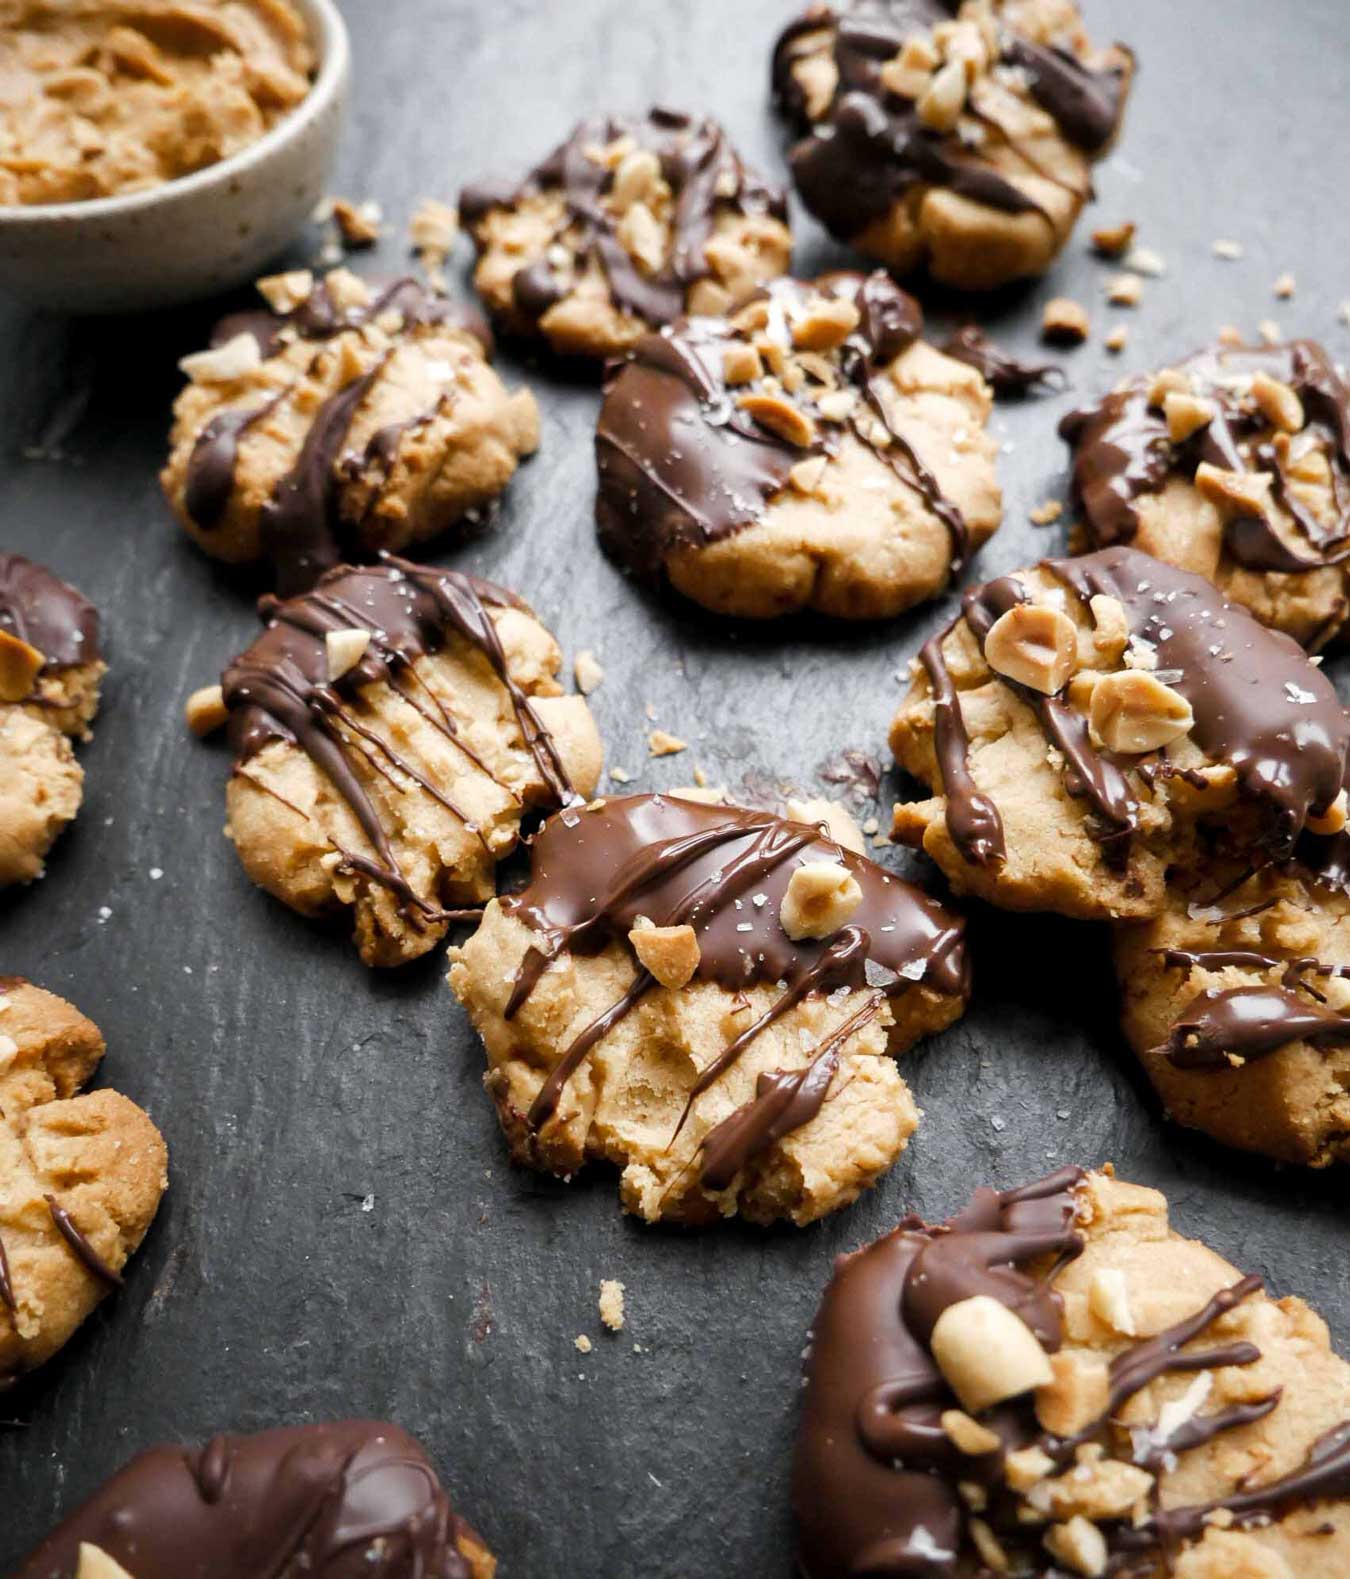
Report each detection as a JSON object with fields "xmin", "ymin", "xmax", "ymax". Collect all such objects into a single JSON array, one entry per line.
[
  {"xmin": 184, "ymin": 683, "xmax": 228, "ymax": 737},
  {"xmin": 1089, "ymin": 670, "xmax": 1194, "ymax": 753},
  {"xmin": 629, "ymin": 920, "xmax": 701, "ymax": 990},
  {"xmin": 930, "ymin": 1296, "xmax": 1053, "ymax": 1414},
  {"xmin": 779, "ymin": 861, "xmax": 863, "ymax": 941},
  {"xmin": 325, "ymin": 628, "xmax": 371, "ymax": 681},
  {"xmin": 0, "ymin": 629, "xmax": 45, "ymax": 702},
  {"xmin": 984, "ymin": 604, "xmax": 1079, "ymax": 695}
]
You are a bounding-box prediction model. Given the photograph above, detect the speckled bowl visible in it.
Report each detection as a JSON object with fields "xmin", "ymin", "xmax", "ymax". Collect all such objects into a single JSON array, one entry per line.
[{"xmin": 0, "ymin": 0, "xmax": 349, "ymax": 315}]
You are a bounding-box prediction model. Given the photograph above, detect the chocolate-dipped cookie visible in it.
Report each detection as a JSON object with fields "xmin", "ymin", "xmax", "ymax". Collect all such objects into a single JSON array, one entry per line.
[
  {"xmin": 772, "ymin": 0, "xmax": 1134, "ymax": 290},
  {"xmin": 215, "ymin": 557, "xmax": 602, "ymax": 968},
  {"xmin": 460, "ymin": 108, "xmax": 792, "ymax": 360},
  {"xmin": 162, "ymin": 269, "xmax": 539, "ymax": 595},
  {"xmin": 1062, "ymin": 339, "xmax": 1350, "ymax": 650},
  {"xmin": 890, "ymin": 545, "xmax": 1349, "ymax": 920},
  {"xmin": 0, "ymin": 979, "xmax": 167, "ymax": 1386},
  {"xmin": 795, "ymin": 1166, "xmax": 1350, "ymax": 1578},
  {"xmin": 0, "ymin": 554, "xmax": 104, "ymax": 887},
  {"xmin": 13, "ymin": 1419, "xmax": 494, "ymax": 1579},
  {"xmin": 449, "ymin": 791, "xmax": 969, "ymax": 1225},
  {"xmin": 596, "ymin": 270, "xmax": 1001, "ymax": 619}
]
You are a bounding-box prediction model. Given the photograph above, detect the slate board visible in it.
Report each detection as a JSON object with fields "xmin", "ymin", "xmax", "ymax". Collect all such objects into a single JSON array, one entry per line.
[{"xmin": 1, "ymin": 0, "xmax": 1347, "ymax": 1572}]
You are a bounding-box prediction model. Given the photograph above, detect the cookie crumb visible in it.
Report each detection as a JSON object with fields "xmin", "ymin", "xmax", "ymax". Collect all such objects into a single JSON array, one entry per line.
[
  {"xmin": 574, "ymin": 1334, "xmax": 593, "ymax": 1354},
  {"xmin": 1272, "ymin": 272, "xmax": 1296, "ymax": 300},
  {"xmin": 410, "ymin": 198, "xmax": 459, "ymax": 285},
  {"xmin": 1029, "ymin": 500, "xmax": 1063, "ymax": 526},
  {"xmin": 331, "ymin": 197, "xmax": 382, "ymax": 249},
  {"xmin": 1105, "ymin": 273, "xmax": 1143, "ymax": 307},
  {"xmin": 692, "ymin": 765, "xmax": 709, "ymax": 787},
  {"xmin": 1042, "ymin": 298, "xmax": 1089, "ymax": 346},
  {"xmin": 1257, "ymin": 319, "xmax": 1281, "ymax": 346},
  {"xmin": 599, "ymin": 1279, "xmax": 626, "ymax": 1330},
  {"xmin": 609, "ymin": 767, "xmax": 632, "ymax": 784},
  {"xmin": 1124, "ymin": 246, "xmax": 1165, "ymax": 278},
  {"xmin": 1217, "ymin": 325, "xmax": 1244, "ymax": 347},
  {"xmin": 574, "ymin": 650, "xmax": 605, "ymax": 695},
  {"xmin": 1103, "ymin": 326, "xmax": 1128, "ymax": 354},
  {"xmin": 1212, "ymin": 238, "xmax": 1244, "ymax": 260},
  {"xmin": 649, "ymin": 730, "xmax": 687, "ymax": 757},
  {"xmin": 1089, "ymin": 220, "xmax": 1134, "ymax": 258}
]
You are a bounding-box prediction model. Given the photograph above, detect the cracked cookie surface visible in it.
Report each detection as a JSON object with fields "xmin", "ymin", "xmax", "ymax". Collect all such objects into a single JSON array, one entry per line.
[
  {"xmin": 162, "ymin": 270, "xmax": 539, "ymax": 595},
  {"xmin": 448, "ymin": 792, "xmax": 969, "ymax": 1226},
  {"xmin": 773, "ymin": 0, "xmax": 1134, "ymax": 290},
  {"xmin": 220, "ymin": 558, "xmax": 602, "ymax": 968},
  {"xmin": 461, "ymin": 108, "xmax": 792, "ymax": 360},
  {"xmin": 0, "ymin": 978, "xmax": 167, "ymax": 1385},
  {"xmin": 795, "ymin": 1166, "xmax": 1350, "ymax": 1579},
  {"xmin": 889, "ymin": 545, "xmax": 1349, "ymax": 920},
  {"xmin": 596, "ymin": 270, "xmax": 1001, "ymax": 619}
]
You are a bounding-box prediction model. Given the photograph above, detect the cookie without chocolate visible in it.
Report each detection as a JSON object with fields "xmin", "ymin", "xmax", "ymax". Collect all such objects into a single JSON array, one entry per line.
[
  {"xmin": 773, "ymin": 0, "xmax": 1134, "ymax": 290},
  {"xmin": 596, "ymin": 270, "xmax": 1001, "ymax": 619},
  {"xmin": 890, "ymin": 546, "xmax": 1349, "ymax": 920},
  {"xmin": 0, "ymin": 979, "xmax": 167, "ymax": 1385},
  {"xmin": 162, "ymin": 270, "xmax": 539, "ymax": 595},
  {"xmin": 1063, "ymin": 339, "xmax": 1350, "ymax": 650},
  {"xmin": 13, "ymin": 1419, "xmax": 495, "ymax": 1579},
  {"xmin": 795, "ymin": 1166, "xmax": 1350, "ymax": 1579},
  {"xmin": 219, "ymin": 558, "xmax": 602, "ymax": 968},
  {"xmin": 460, "ymin": 108, "xmax": 793, "ymax": 360},
  {"xmin": 449, "ymin": 792, "xmax": 969, "ymax": 1226},
  {"xmin": 0, "ymin": 555, "xmax": 105, "ymax": 888}
]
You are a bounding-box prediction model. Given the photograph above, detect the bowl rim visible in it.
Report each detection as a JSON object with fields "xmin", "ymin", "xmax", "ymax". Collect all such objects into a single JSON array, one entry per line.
[{"xmin": 0, "ymin": 0, "xmax": 350, "ymax": 228}]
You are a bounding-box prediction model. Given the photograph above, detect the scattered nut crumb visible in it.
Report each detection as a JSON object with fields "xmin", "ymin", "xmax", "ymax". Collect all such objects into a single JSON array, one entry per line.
[
  {"xmin": 692, "ymin": 765, "xmax": 709, "ymax": 787},
  {"xmin": 179, "ymin": 331, "xmax": 262, "ymax": 385},
  {"xmin": 609, "ymin": 767, "xmax": 633, "ymax": 784},
  {"xmin": 410, "ymin": 197, "xmax": 459, "ymax": 284},
  {"xmin": 1217, "ymin": 325, "xmax": 1244, "ymax": 347},
  {"xmin": 1124, "ymin": 246, "xmax": 1165, "ymax": 277},
  {"xmin": 1103, "ymin": 326, "xmax": 1128, "ymax": 353},
  {"xmin": 1029, "ymin": 500, "xmax": 1062, "ymax": 526},
  {"xmin": 1257, "ymin": 319, "xmax": 1281, "ymax": 345},
  {"xmin": 574, "ymin": 1334, "xmax": 593, "ymax": 1354},
  {"xmin": 331, "ymin": 197, "xmax": 382, "ymax": 248},
  {"xmin": 1089, "ymin": 220, "xmax": 1134, "ymax": 257},
  {"xmin": 648, "ymin": 730, "xmax": 687, "ymax": 757},
  {"xmin": 326, "ymin": 627, "xmax": 371, "ymax": 680},
  {"xmin": 574, "ymin": 650, "xmax": 605, "ymax": 695},
  {"xmin": 1212, "ymin": 239, "xmax": 1244, "ymax": 260},
  {"xmin": 629, "ymin": 919, "xmax": 700, "ymax": 989},
  {"xmin": 1042, "ymin": 297, "xmax": 1089, "ymax": 345},
  {"xmin": 1105, "ymin": 273, "xmax": 1143, "ymax": 307},
  {"xmin": 184, "ymin": 683, "xmax": 228, "ymax": 738},
  {"xmin": 599, "ymin": 1279, "xmax": 626, "ymax": 1331},
  {"xmin": 1272, "ymin": 272, "xmax": 1296, "ymax": 299}
]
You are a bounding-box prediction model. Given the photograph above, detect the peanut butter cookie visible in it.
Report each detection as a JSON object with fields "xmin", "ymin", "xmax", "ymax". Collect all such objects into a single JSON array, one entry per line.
[
  {"xmin": 773, "ymin": 0, "xmax": 1134, "ymax": 290},
  {"xmin": 461, "ymin": 108, "xmax": 792, "ymax": 360},
  {"xmin": 218, "ymin": 558, "xmax": 602, "ymax": 968},
  {"xmin": 0, "ymin": 978, "xmax": 167, "ymax": 1385},
  {"xmin": 596, "ymin": 270, "xmax": 1001, "ymax": 619},
  {"xmin": 796, "ymin": 1166, "xmax": 1350, "ymax": 1579},
  {"xmin": 0, "ymin": 554, "xmax": 104, "ymax": 888},
  {"xmin": 162, "ymin": 270, "xmax": 539, "ymax": 595},
  {"xmin": 449, "ymin": 792, "xmax": 970, "ymax": 1226},
  {"xmin": 890, "ymin": 546, "xmax": 1348, "ymax": 920}
]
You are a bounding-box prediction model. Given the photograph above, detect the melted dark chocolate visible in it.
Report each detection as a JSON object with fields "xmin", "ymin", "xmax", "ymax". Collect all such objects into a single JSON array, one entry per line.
[
  {"xmin": 772, "ymin": 3, "xmax": 1131, "ymax": 248},
  {"xmin": 0, "ymin": 554, "xmax": 101, "ymax": 675},
  {"xmin": 44, "ymin": 1194, "xmax": 123, "ymax": 1288},
  {"xmin": 461, "ymin": 108, "xmax": 786, "ymax": 329},
  {"xmin": 13, "ymin": 1420, "xmax": 477, "ymax": 1579},
  {"xmin": 0, "ymin": 1228, "xmax": 15, "ymax": 1314},
  {"xmin": 941, "ymin": 324, "xmax": 1064, "ymax": 398}
]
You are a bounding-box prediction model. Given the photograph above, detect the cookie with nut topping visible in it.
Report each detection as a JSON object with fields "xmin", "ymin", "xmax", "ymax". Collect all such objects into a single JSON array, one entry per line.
[
  {"xmin": 448, "ymin": 791, "xmax": 970, "ymax": 1226},
  {"xmin": 0, "ymin": 555, "xmax": 104, "ymax": 888},
  {"xmin": 596, "ymin": 270, "xmax": 1001, "ymax": 619},
  {"xmin": 795, "ymin": 1164, "xmax": 1350, "ymax": 1579},
  {"xmin": 889, "ymin": 545, "xmax": 1349, "ymax": 920},
  {"xmin": 1062, "ymin": 339, "xmax": 1350, "ymax": 651},
  {"xmin": 214, "ymin": 558, "xmax": 602, "ymax": 968},
  {"xmin": 459, "ymin": 108, "xmax": 793, "ymax": 361},
  {"xmin": 0, "ymin": 978, "xmax": 167, "ymax": 1385},
  {"xmin": 161, "ymin": 269, "xmax": 539, "ymax": 595},
  {"xmin": 772, "ymin": 0, "xmax": 1134, "ymax": 290}
]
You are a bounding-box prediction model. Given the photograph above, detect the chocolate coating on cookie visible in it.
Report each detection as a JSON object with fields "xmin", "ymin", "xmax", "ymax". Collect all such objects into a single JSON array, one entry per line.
[
  {"xmin": 500, "ymin": 792, "xmax": 968, "ymax": 1131},
  {"xmin": 14, "ymin": 1420, "xmax": 481, "ymax": 1579},
  {"xmin": 0, "ymin": 554, "xmax": 100, "ymax": 672},
  {"xmin": 461, "ymin": 108, "xmax": 787, "ymax": 330}
]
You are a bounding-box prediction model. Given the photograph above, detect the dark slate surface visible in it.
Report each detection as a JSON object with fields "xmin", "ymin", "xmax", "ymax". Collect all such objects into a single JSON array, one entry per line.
[{"xmin": 1, "ymin": 0, "xmax": 1347, "ymax": 1572}]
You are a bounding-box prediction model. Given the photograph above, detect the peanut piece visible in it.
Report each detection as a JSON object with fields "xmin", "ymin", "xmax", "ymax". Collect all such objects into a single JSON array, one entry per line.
[
  {"xmin": 984, "ymin": 604, "xmax": 1079, "ymax": 695},
  {"xmin": 617, "ymin": 202, "xmax": 665, "ymax": 274},
  {"xmin": 789, "ymin": 456, "xmax": 830, "ymax": 497},
  {"xmin": 722, "ymin": 343, "xmax": 764, "ymax": 386},
  {"xmin": 629, "ymin": 920, "xmax": 701, "ymax": 990},
  {"xmin": 76, "ymin": 1548, "xmax": 136, "ymax": 1579},
  {"xmin": 1035, "ymin": 1351, "xmax": 1111, "ymax": 1437},
  {"xmin": 815, "ymin": 389, "xmax": 857, "ymax": 422},
  {"xmin": 1250, "ymin": 371, "xmax": 1304, "ymax": 433},
  {"xmin": 880, "ymin": 57, "xmax": 931, "ymax": 98},
  {"xmin": 0, "ymin": 629, "xmax": 45, "ymax": 702},
  {"xmin": 1194, "ymin": 462, "xmax": 1273, "ymax": 516},
  {"xmin": 1088, "ymin": 1267, "xmax": 1136, "ymax": 1336},
  {"xmin": 1106, "ymin": 273, "xmax": 1143, "ymax": 307},
  {"xmin": 779, "ymin": 861, "xmax": 863, "ymax": 941},
  {"xmin": 1043, "ymin": 1517, "xmax": 1108, "ymax": 1578},
  {"xmin": 1307, "ymin": 789, "xmax": 1348, "ymax": 837},
  {"xmin": 930, "ymin": 1296, "xmax": 1054, "ymax": 1414},
  {"xmin": 179, "ymin": 331, "xmax": 262, "ymax": 385},
  {"xmin": 611, "ymin": 149, "xmax": 661, "ymax": 210},
  {"xmin": 916, "ymin": 59, "xmax": 967, "ymax": 131},
  {"xmin": 791, "ymin": 296, "xmax": 861, "ymax": 351},
  {"xmin": 738, "ymin": 393, "xmax": 817, "ymax": 448},
  {"xmin": 1089, "ymin": 670, "xmax": 1194, "ymax": 753},
  {"xmin": 1088, "ymin": 595, "xmax": 1129, "ymax": 661},
  {"xmin": 1042, "ymin": 298, "xmax": 1089, "ymax": 345},
  {"xmin": 941, "ymin": 1409, "xmax": 1002, "ymax": 1456},
  {"xmin": 969, "ymin": 1519, "xmax": 1010, "ymax": 1573},
  {"xmin": 325, "ymin": 628, "xmax": 371, "ymax": 681},
  {"xmin": 1090, "ymin": 220, "xmax": 1135, "ymax": 257},
  {"xmin": 256, "ymin": 269, "xmax": 314, "ymax": 314},
  {"xmin": 184, "ymin": 683, "xmax": 228, "ymax": 738},
  {"xmin": 1005, "ymin": 1445, "xmax": 1056, "ymax": 1493},
  {"xmin": 574, "ymin": 651, "xmax": 605, "ymax": 695},
  {"xmin": 1164, "ymin": 391, "xmax": 1216, "ymax": 443}
]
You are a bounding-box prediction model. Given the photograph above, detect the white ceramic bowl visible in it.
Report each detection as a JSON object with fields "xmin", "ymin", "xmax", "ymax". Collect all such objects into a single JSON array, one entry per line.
[{"xmin": 0, "ymin": 0, "xmax": 350, "ymax": 315}]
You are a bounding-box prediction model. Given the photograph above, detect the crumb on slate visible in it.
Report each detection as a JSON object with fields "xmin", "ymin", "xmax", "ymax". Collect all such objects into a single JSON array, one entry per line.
[
  {"xmin": 574, "ymin": 1334, "xmax": 593, "ymax": 1354},
  {"xmin": 1029, "ymin": 500, "xmax": 1063, "ymax": 526},
  {"xmin": 574, "ymin": 650, "xmax": 605, "ymax": 694},
  {"xmin": 649, "ymin": 730, "xmax": 687, "ymax": 757},
  {"xmin": 600, "ymin": 1279, "xmax": 626, "ymax": 1331}
]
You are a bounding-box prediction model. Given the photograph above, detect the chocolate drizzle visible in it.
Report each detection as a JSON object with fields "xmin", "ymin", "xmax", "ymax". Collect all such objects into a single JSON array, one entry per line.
[
  {"xmin": 597, "ymin": 270, "xmax": 973, "ymax": 582},
  {"xmin": 44, "ymin": 1194, "xmax": 123, "ymax": 1288},
  {"xmin": 13, "ymin": 1420, "xmax": 477, "ymax": 1579},
  {"xmin": 941, "ymin": 325, "xmax": 1064, "ymax": 398},
  {"xmin": 0, "ymin": 554, "xmax": 101, "ymax": 675},
  {"xmin": 0, "ymin": 1228, "xmax": 15, "ymax": 1314},
  {"xmin": 772, "ymin": 2, "xmax": 1131, "ymax": 249},
  {"xmin": 1061, "ymin": 340, "xmax": 1350, "ymax": 583},
  {"xmin": 461, "ymin": 108, "xmax": 786, "ymax": 329},
  {"xmin": 498, "ymin": 793, "xmax": 968, "ymax": 1139},
  {"xmin": 223, "ymin": 557, "xmax": 576, "ymax": 927}
]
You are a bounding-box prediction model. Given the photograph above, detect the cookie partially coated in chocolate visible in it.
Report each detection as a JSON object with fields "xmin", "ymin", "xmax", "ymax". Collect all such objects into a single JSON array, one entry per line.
[
  {"xmin": 596, "ymin": 270, "xmax": 1001, "ymax": 620},
  {"xmin": 772, "ymin": 0, "xmax": 1134, "ymax": 290},
  {"xmin": 0, "ymin": 554, "xmax": 105, "ymax": 888},
  {"xmin": 1062, "ymin": 339, "xmax": 1350, "ymax": 651},
  {"xmin": 162, "ymin": 269, "xmax": 539, "ymax": 596},
  {"xmin": 448, "ymin": 791, "xmax": 970, "ymax": 1226},
  {"xmin": 890, "ymin": 545, "xmax": 1349, "ymax": 921},
  {"xmin": 795, "ymin": 1166, "xmax": 1350, "ymax": 1579},
  {"xmin": 1115, "ymin": 829, "xmax": 1350, "ymax": 1169},
  {"xmin": 460, "ymin": 108, "xmax": 793, "ymax": 360},
  {"xmin": 219, "ymin": 558, "xmax": 603, "ymax": 968},
  {"xmin": 0, "ymin": 978, "xmax": 167, "ymax": 1386},
  {"xmin": 13, "ymin": 1419, "xmax": 495, "ymax": 1579}
]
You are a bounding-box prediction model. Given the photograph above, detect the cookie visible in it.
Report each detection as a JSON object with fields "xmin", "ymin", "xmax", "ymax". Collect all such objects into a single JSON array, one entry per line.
[
  {"xmin": 162, "ymin": 269, "xmax": 539, "ymax": 595},
  {"xmin": 0, "ymin": 979, "xmax": 167, "ymax": 1385},
  {"xmin": 795, "ymin": 1165, "xmax": 1350, "ymax": 1579},
  {"xmin": 596, "ymin": 270, "xmax": 1001, "ymax": 619},
  {"xmin": 0, "ymin": 554, "xmax": 105, "ymax": 888},
  {"xmin": 448, "ymin": 791, "xmax": 970, "ymax": 1226},
  {"xmin": 460, "ymin": 108, "xmax": 792, "ymax": 360},
  {"xmin": 1062, "ymin": 339, "xmax": 1350, "ymax": 651},
  {"xmin": 1114, "ymin": 826, "xmax": 1350, "ymax": 1169},
  {"xmin": 13, "ymin": 1419, "xmax": 495, "ymax": 1579},
  {"xmin": 772, "ymin": 0, "xmax": 1134, "ymax": 290},
  {"xmin": 219, "ymin": 557, "xmax": 603, "ymax": 968},
  {"xmin": 889, "ymin": 546, "xmax": 1348, "ymax": 920}
]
